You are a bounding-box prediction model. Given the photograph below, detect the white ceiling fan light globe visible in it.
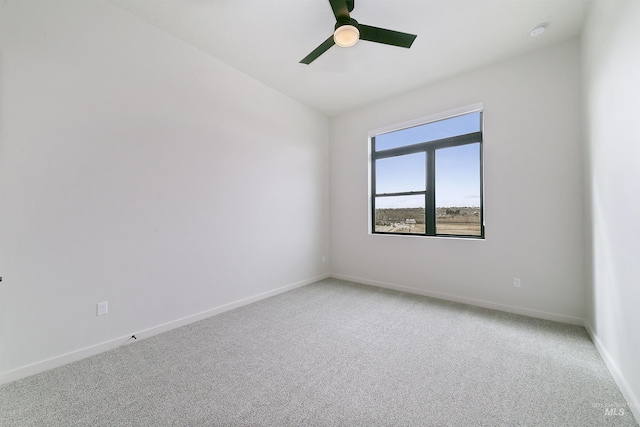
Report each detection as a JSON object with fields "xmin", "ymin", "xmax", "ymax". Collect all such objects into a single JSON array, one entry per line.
[{"xmin": 334, "ymin": 24, "xmax": 360, "ymax": 47}]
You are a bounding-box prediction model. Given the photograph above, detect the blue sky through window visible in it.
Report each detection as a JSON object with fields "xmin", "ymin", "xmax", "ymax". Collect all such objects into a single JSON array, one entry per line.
[
  {"xmin": 436, "ymin": 143, "xmax": 480, "ymax": 207},
  {"xmin": 375, "ymin": 112, "xmax": 480, "ymax": 151},
  {"xmin": 374, "ymin": 112, "xmax": 481, "ymax": 208},
  {"xmin": 376, "ymin": 152, "xmax": 425, "ymax": 194}
]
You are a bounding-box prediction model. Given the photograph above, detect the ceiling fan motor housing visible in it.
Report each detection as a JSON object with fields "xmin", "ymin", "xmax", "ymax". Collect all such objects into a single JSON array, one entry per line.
[{"xmin": 335, "ymin": 18, "xmax": 358, "ymax": 31}]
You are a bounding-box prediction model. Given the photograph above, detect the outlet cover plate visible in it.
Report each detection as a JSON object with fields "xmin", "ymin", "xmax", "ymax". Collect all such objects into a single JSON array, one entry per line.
[{"xmin": 97, "ymin": 301, "xmax": 108, "ymax": 316}]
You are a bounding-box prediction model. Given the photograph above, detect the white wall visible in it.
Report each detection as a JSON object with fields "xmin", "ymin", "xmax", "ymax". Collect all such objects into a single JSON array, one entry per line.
[
  {"xmin": 330, "ymin": 39, "xmax": 585, "ymax": 324},
  {"xmin": 582, "ymin": 0, "xmax": 640, "ymax": 418},
  {"xmin": 0, "ymin": 0, "xmax": 329, "ymax": 381}
]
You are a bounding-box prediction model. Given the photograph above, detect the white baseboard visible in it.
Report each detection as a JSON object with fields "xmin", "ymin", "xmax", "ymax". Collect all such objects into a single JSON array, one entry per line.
[
  {"xmin": 331, "ymin": 274, "xmax": 584, "ymax": 326},
  {"xmin": 0, "ymin": 273, "xmax": 329, "ymax": 385},
  {"xmin": 584, "ymin": 320, "xmax": 640, "ymax": 424}
]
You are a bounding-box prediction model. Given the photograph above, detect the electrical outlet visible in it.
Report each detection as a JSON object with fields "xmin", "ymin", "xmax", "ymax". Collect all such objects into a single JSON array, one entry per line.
[
  {"xmin": 322, "ymin": 255, "xmax": 326, "ymax": 263},
  {"xmin": 513, "ymin": 278, "xmax": 521, "ymax": 288},
  {"xmin": 97, "ymin": 301, "xmax": 108, "ymax": 316}
]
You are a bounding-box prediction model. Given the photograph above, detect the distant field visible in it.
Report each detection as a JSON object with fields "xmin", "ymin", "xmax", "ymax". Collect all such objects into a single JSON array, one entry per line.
[
  {"xmin": 375, "ymin": 219, "xmax": 481, "ymax": 236},
  {"xmin": 375, "ymin": 223, "xmax": 480, "ymax": 236},
  {"xmin": 376, "ymin": 224, "xmax": 425, "ymax": 234},
  {"xmin": 375, "ymin": 207, "xmax": 481, "ymax": 236},
  {"xmin": 435, "ymin": 223, "xmax": 481, "ymax": 236}
]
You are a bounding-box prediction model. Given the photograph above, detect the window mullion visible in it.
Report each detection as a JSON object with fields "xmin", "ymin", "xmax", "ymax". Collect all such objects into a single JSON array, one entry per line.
[
  {"xmin": 371, "ymin": 137, "xmax": 377, "ymax": 234},
  {"xmin": 425, "ymin": 148, "xmax": 436, "ymax": 235}
]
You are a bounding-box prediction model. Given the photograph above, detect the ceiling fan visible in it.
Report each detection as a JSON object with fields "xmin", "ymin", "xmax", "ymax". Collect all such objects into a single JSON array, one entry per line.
[{"xmin": 300, "ymin": 0, "xmax": 417, "ymax": 65}]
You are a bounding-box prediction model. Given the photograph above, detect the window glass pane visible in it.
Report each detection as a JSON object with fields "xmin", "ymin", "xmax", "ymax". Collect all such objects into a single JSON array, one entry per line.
[
  {"xmin": 375, "ymin": 152, "xmax": 425, "ymax": 194},
  {"xmin": 435, "ymin": 143, "xmax": 481, "ymax": 236},
  {"xmin": 374, "ymin": 195, "xmax": 425, "ymax": 234},
  {"xmin": 375, "ymin": 112, "xmax": 480, "ymax": 151}
]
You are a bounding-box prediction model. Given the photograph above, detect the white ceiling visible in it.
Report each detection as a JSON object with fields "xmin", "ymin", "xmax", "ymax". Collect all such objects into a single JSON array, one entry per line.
[{"xmin": 106, "ymin": 0, "xmax": 591, "ymax": 117}]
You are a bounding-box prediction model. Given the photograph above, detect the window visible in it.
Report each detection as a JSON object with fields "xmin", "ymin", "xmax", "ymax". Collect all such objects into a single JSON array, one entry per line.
[{"xmin": 370, "ymin": 108, "xmax": 484, "ymax": 238}]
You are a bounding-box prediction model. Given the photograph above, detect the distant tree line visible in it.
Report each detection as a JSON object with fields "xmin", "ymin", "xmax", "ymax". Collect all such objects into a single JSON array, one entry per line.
[
  {"xmin": 375, "ymin": 206, "xmax": 481, "ymax": 225},
  {"xmin": 375, "ymin": 208, "xmax": 425, "ymax": 225}
]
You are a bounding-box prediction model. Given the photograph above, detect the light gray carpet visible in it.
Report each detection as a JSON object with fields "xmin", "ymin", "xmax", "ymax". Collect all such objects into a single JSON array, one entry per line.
[{"xmin": 1, "ymin": 278, "xmax": 638, "ymax": 426}]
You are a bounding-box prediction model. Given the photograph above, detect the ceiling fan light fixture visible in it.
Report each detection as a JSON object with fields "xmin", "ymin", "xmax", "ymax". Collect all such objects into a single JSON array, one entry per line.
[{"xmin": 334, "ymin": 24, "xmax": 359, "ymax": 47}]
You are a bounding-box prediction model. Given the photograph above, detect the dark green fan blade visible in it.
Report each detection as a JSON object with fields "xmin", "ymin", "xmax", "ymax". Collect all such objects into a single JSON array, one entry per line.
[
  {"xmin": 329, "ymin": 0, "xmax": 350, "ymax": 21},
  {"xmin": 300, "ymin": 35, "xmax": 335, "ymax": 64},
  {"xmin": 359, "ymin": 24, "xmax": 417, "ymax": 48}
]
